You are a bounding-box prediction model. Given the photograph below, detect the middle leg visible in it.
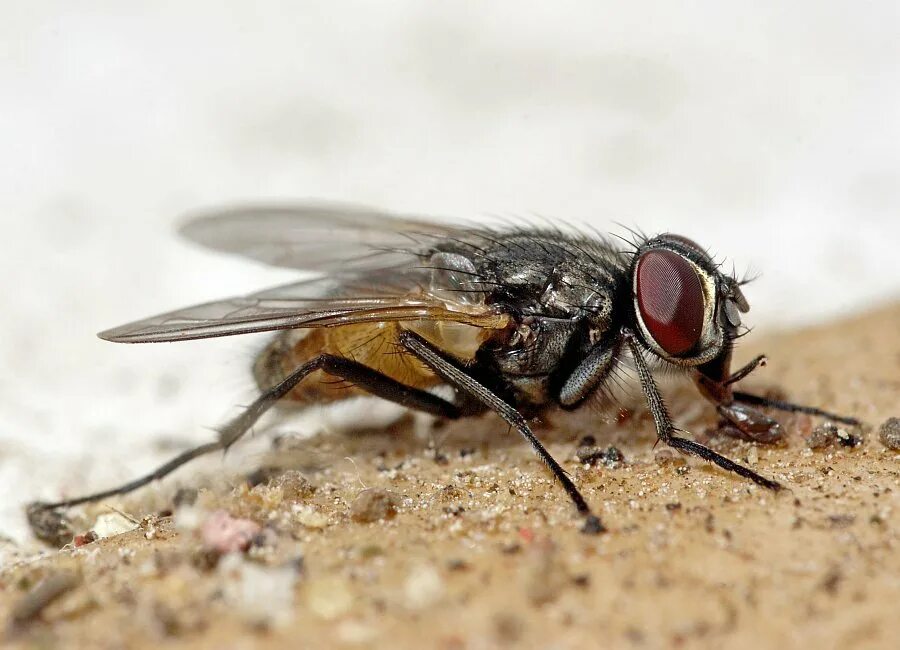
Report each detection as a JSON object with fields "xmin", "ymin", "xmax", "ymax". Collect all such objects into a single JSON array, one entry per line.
[{"xmin": 399, "ymin": 330, "xmax": 604, "ymax": 533}]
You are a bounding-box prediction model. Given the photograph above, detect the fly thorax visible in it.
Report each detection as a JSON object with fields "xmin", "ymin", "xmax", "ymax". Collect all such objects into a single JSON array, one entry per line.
[
  {"xmin": 494, "ymin": 316, "xmax": 577, "ymax": 377},
  {"xmin": 426, "ymin": 252, "xmax": 485, "ymax": 306},
  {"xmin": 539, "ymin": 264, "xmax": 613, "ymax": 324}
]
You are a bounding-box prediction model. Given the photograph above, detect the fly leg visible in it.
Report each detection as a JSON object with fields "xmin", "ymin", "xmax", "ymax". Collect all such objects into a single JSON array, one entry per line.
[
  {"xmin": 731, "ymin": 391, "xmax": 860, "ymax": 426},
  {"xmin": 399, "ymin": 330, "xmax": 604, "ymax": 533},
  {"xmin": 695, "ymin": 353, "xmax": 783, "ymax": 442},
  {"xmin": 31, "ymin": 355, "xmax": 463, "ymax": 511},
  {"xmin": 701, "ymin": 355, "xmax": 861, "ymax": 442},
  {"xmin": 624, "ymin": 331, "xmax": 782, "ymax": 491},
  {"xmin": 557, "ymin": 338, "xmax": 622, "ymax": 408}
]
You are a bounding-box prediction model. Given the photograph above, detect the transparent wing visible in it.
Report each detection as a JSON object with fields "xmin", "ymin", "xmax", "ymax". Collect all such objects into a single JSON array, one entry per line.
[
  {"xmin": 178, "ymin": 201, "xmax": 471, "ymax": 272},
  {"xmin": 99, "ymin": 268, "xmax": 509, "ymax": 343}
]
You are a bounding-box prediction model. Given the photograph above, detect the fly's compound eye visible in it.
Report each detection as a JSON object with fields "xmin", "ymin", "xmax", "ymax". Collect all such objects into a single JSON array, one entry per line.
[
  {"xmin": 660, "ymin": 233, "xmax": 712, "ymax": 261},
  {"xmin": 635, "ymin": 249, "xmax": 706, "ymax": 357}
]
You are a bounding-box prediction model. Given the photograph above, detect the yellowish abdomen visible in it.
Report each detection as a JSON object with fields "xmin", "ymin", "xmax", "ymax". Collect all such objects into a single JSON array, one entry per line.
[{"xmin": 253, "ymin": 320, "xmax": 491, "ymax": 405}]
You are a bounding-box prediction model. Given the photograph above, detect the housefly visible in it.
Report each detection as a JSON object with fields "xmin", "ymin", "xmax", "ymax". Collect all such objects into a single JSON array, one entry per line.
[{"xmin": 32, "ymin": 203, "xmax": 859, "ymax": 532}]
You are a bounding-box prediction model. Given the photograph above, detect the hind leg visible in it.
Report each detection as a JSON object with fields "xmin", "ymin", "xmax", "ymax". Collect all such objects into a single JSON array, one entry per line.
[{"xmin": 32, "ymin": 355, "xmax": 463, "ymax": 511}]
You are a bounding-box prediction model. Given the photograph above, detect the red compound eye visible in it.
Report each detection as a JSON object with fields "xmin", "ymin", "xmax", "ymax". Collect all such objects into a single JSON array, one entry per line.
[
  {"xmin": 636, "ymin": 249, "xmax": 705, "ymax": 357},
  {"xmin": 662, "ymin": 234, "xmax": 708, "ymax": 258}
]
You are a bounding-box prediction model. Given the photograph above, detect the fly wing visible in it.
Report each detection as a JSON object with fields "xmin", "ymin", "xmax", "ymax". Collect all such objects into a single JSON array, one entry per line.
[
  {"xmin": 178, "ymin": 202, "xmax": 472, "ymax": 272},
  {"xmin": 99, "ymin": 267, "xmax": 509, "ymax": 343}
]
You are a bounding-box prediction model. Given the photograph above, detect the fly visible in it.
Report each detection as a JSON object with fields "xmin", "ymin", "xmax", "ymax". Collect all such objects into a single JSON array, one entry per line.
[{"xmin": 31, "ymin": 203, "xmax": 860, "ymax": 533}]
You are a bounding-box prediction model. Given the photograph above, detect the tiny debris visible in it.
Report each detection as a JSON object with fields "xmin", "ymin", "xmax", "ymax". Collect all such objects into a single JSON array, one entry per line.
[
  {"xmin": 93, "ymin": 512, "xmax": 138, "ymax": 539},
  {"xmin": 517, "ymin": 527, "xmax": 535, "ymax": 545},
  {"xmin": 272, "ymin": 471, "xmax": 317, "ymax": 502},
  {"xmin": 836, "ymin": 426, "xmax": 864, "ymax": 448},
  {"xmin": 439, "ymin": 485, "xmax": 465, "ymax": 502},
  {"xmin": 350, "ymin": 488, "xmax": 401, "ymax": 523},
  {"xmin": 200, "ymin": 510, "xmax": 261, "ymax": 554},
  {"xmin": 140, "ymin": 514, "xmax": 161, "ymax": 541},
  {"xmin": 878, "ymin": 417, "xmax": 900, "ymax": 450},
  {"xmin": 9, "ymin": 570, "xmax": 81, "ymax": 628},
  {"xmin": 819, "ymin": 566, "xmax": 843, "ymax": 594},
  {"xmin": 403, "ymin": 563, "xmax": 445, "ymax": 610},
  {"xmin": 25, "ymin": 504, "xmax": 73, "ymax": 548},
  {"xmin": 294, "ymin": 505, "xmax": 329, "ymax": 529},
  {"xmin": 572, "ymin": 573, "xmax": 590, "ymax": 588},
  {"xmin": 576, "ymin": 444, "xmax": 624, "ymax": 467},
  {"xmin": 493, "ymin": 613, "xmax": 524, "ymax": 644},
  {"xmin": 73, "ymin": 531, "xmax": 98, "ymax": 547},
  {"xmin": 806, "ymin": 423, "xmax": 863, "ymax": 449},
  {"xmin": 219, "ymin": 554, "xmax": 298, "ymax": 628},
  {"xmin": 746, "ymin": 445, "xmax": 759, "ymax": 465},
  {"xmin": 827, "ymin": 513, "xmax": 856, "ymax": 529},
  {"xmin": 442, "ymin": 504, "xmax": 465, "ymax": 517},
  {"xmin": 306, "ymin": 577, "xmax": 355, "ymax": 620},
  {"xmin": 806, "ymin": 424, "xmax": 835, "ymax": 449}
]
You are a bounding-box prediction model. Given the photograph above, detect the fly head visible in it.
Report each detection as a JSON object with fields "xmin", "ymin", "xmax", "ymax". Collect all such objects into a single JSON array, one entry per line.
[
  {"xmin": 627, "ymin": 232, "xmax": 781, "ymax": 441},
  {"xmin": 629, "ymin": 233, "xmax": 746, "ymax": 368}
]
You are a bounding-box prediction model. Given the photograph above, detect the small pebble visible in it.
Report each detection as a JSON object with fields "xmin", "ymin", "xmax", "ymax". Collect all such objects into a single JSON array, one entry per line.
[
  {"xmin": 878, "ymin": 417, "xmax": 900, "ymax": 450},
  {"xmin": 403, "ymin": 563, "xmax": 445, "ymax": 610},
  {"xmin": 92, "ymin": 512, "xmax": 137, "ymax": 539},
  {"xmin": 576, "ymin": 445, "xmax": 624, "ymax": 467},
  {"xmin": 807, "ymin": 424, "xmax": 837, "ymax": 449},
  {"xmin": 746, "ymin": 446, "xmax": 759, "ymax": 465},
  {"xmin": 25, "ymin": 504, "xmax": 73, "ymax": 548},
  {"xmin": 350, "ymin": 488, "xmax": 401, "ymax": 523},
  {"xmin": 807, "ymin": 423, "xmax": 863, "ymax": 449},
  {"xmin": 73, "ymin": 531, "xmax": 99, "ymax": 547},
  {"xmin": 836, "ymin": 426, "xmax": 863, "ymax": 448},
  {"xmin": 200, "ymin": 510, "xmax": 261, "ymax": 554},
  {"xmin": 294, "ymin": 506, "xmax": 329, "ymax": 529},
  {"xmin": 219, "ymin": 554, "xmax": 297, "ymax": 628}
]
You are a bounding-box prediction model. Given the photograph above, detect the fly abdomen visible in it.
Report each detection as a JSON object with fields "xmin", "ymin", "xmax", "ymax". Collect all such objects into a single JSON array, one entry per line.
[{"xmin": 253, "ymin": 324, "xmax": 441, "ymax": 405}]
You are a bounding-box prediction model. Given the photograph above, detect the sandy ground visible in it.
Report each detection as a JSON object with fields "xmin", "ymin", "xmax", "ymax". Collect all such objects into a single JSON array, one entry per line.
[{"xmin": 0, "ymin": 301, "xmax": 898, "ymax": 650}]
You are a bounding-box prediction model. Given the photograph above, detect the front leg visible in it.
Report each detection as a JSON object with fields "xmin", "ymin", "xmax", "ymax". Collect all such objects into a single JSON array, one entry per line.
[
  {"xmin": 697, "ymin": 352, "xmax": 860, "ymax": 443},
  {"xmin": 695, "ymin": 354, "xmax": 783, "ymax": 442},
  {"xmin": 624, "ymin": 330, "xmax": 782, "ymax": 491}
]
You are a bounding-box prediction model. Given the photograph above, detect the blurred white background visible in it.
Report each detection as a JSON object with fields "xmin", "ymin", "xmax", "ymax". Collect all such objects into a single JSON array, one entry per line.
[{"xmin": 1, "ymin": 1, "xmax": 897, "ymax": 541}]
